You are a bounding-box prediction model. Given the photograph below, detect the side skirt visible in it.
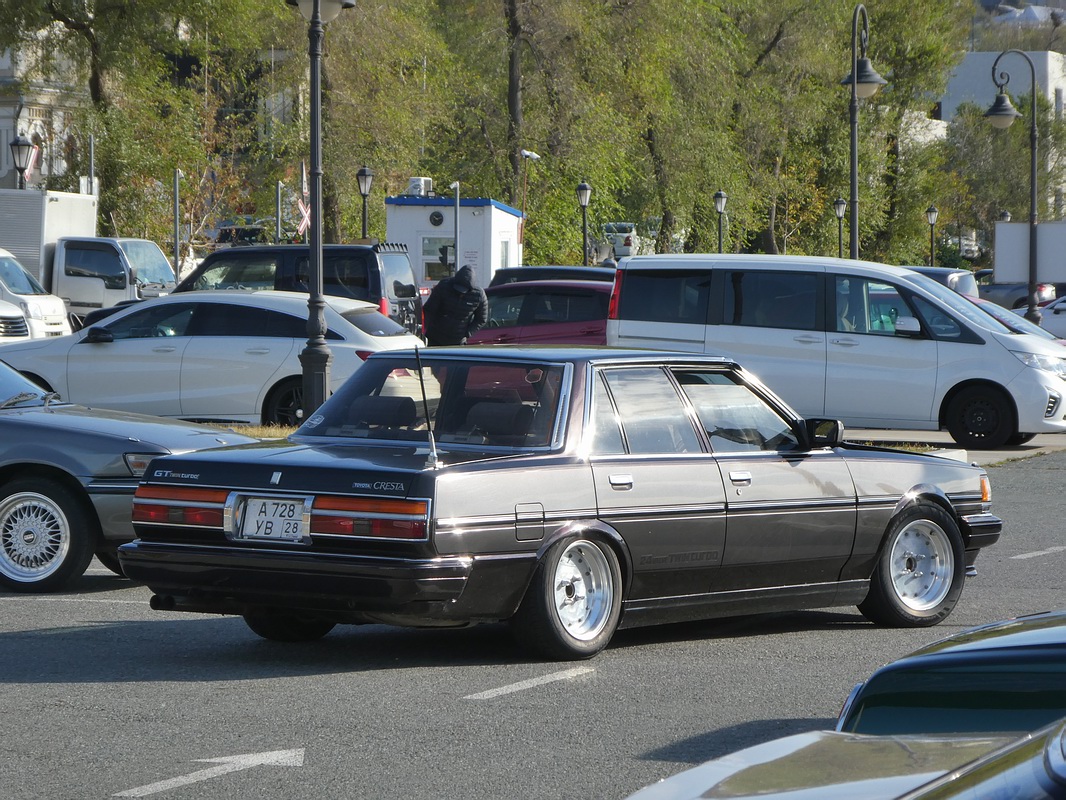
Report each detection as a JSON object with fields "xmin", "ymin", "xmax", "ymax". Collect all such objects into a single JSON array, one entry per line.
[{"xmin": 618, "ymin": 579, "xmax": 870, "ymax": 630}]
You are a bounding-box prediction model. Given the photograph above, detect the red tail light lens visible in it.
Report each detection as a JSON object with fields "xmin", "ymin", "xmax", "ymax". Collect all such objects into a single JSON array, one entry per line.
[
  {"xmin": 309, "ymin": 495, "xmax": 428, "ymax": 539},
  {"xmin": 378, "ymin": 297, "xmax": 390, "ymax": 316},
  {"xmin": 133, "ymin": 486, "xmax": 228, "ymax": 528},
  {"xmin": 608, "ymin": 269, "xmax": 623, "ymax": 320}
]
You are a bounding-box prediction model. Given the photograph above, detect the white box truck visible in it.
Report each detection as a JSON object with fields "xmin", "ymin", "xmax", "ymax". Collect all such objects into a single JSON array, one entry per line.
[{"xmin": 0, "ymin": 189, "xmax": 176, "ymax": 328}]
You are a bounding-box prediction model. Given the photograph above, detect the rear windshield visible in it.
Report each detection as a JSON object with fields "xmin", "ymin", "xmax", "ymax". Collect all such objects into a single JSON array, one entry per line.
[
  {"xmin": 339, "ymin": 308, "xmax": 409, "ymax": 337},
  {"xmin": 296, "ymin": 355, "xmax": 566, "ymax": 450},
  {"xmin": 841, "ymin": 664, "xmax": 1066, "ymax": 735}
]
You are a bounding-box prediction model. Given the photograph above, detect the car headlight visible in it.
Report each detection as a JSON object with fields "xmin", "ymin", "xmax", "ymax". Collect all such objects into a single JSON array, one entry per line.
[
  {"xmin": 124, "ymin": 453, "xmax": 163, "ymax": 477},
  {"xmin": 1011, "ymin": 350, "xmax": 1066, "ymax": 380},
  {"xmin": 19, "ymin": 301, "xmax": 43, "ymax": 320}
]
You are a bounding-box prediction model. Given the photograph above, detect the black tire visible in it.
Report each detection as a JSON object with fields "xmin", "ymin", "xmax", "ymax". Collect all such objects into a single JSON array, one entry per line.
[
  {"xmin": 858, "ymin": 503, "xmax": 965, "ymax": 628},
  {"xmin": 262, "ymin": 378, "xmax": 303, "ymax": 426},
  {"xmin": 0, "ymin": 478, "xmax": 97, "ymax": 592},
  {"xmin": 945, "ymin": 386, "xmax": 1015, "ymax": 449},
  {"xmin": 510, "ymin": 536, "xmax": 622, "ymax": 660},
  {"xmin": 94, "ymin": 549, "xmax": 125, "ymax": 576},
  {"xmin": 243, "ymin": 611, "xmax": 336, "ymax": 642},
  {"xmin": 1006, "ymin": 432, "xmax": 1037, "ymax": 446}
]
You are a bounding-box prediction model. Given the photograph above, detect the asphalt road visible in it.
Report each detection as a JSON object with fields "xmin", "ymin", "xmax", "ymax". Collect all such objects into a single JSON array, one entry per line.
[{"xmin": 2, "ymin": 447, "xmax": 1063, "ymax": 799}]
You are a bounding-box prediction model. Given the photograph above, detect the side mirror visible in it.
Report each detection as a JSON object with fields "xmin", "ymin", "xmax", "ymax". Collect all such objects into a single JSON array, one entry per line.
[
  {"xmin": 82, "ymin": 327, "xmax": 114, "ymax": 344},
  {"xmin": 805, "ymin": 418, "xmax": 844, "ymax": 448},
  {"xmin": 894, "ymin": 316, "xmax": 922, "ymax": 336}
]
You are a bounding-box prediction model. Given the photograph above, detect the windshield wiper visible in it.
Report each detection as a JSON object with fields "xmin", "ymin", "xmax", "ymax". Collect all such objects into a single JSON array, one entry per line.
[{"xmin": 0, "ymin": 391, "xmax": 40, "ymax": 409}]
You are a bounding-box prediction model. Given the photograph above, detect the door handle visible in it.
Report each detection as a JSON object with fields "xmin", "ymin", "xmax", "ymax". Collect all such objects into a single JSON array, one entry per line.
[
  {"xmin": 608, "ymin": 474, "xmax": 633, "ymax": 490},
  {"xmin": 830, "ymin": 338, "xmax": 859, "ymax": 347},
  {"xmin": 245, "ymin": 348, "xmax": 272, "ymax": 355},
  {"xmin": 793, "ymin": 335, "xmax": 822, "ymax": 344},
  {"xmin": 151, "ymin": 346, "xmax": 177, "ymax": 353},
  {"xmin": 728, "ymin": 470, "xmax": 752, "ymax": 486}
]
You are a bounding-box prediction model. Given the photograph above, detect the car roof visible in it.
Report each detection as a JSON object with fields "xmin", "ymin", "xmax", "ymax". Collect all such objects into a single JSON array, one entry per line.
[
  {"xmin": 127, "ymin": 289, "xmax": 377, "ymax": 314},
  {"xmin": 617, "ymin": 253, "xmax": 924, "ymax": 280},
  {"xmin": 872, "ymin": 609, "xmax": 1066, "ymax": 669},
  {"xmin": 373, "ymin": 344, "xmax": 736, "ymax": 368},
  {"xmin": 486, "ymin": 279, "xmax": 611, "ymax": 292}
]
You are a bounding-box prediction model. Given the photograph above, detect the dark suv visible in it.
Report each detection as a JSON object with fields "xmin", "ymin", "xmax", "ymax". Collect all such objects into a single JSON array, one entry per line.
[{"xmin": 175, "ymin": 242, "xmax": 422, "ymax": 334}]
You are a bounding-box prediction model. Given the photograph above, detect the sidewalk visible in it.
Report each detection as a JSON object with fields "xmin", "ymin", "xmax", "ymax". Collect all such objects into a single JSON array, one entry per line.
[{"xmin": 848, "ymin": 429, "xmax": 1066, "ymax": 467}]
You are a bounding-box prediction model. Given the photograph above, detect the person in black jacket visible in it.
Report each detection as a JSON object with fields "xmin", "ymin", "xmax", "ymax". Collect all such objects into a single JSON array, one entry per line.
[{"xmin": 422, "ymin": 265, "xmax": 488, "ymax": 346}]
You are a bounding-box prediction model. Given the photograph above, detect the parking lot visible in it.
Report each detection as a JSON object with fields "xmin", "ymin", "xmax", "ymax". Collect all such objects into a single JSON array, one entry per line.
[{"xmin": 2, "ymin": 444, "xmax": 1063, "ymax": 799}]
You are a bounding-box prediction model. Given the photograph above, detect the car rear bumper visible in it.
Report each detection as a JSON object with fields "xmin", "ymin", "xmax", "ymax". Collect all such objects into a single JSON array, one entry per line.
[{"xmin": 118, "ymin": 541, "xmax": 537, "ymax": 624}]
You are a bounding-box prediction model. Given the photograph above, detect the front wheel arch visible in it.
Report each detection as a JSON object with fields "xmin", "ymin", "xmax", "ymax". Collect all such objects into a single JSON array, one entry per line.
[
  {"xmin": 858, "ymin": 502, "xmax": 965, "ymax": 628},
  {"xmin": 19, "ymin": 372, "xmax": 54, "ymax": 393},
  {"xmin": 939, "ymin": 381, "xmax": 1017, "ymax": 449}
]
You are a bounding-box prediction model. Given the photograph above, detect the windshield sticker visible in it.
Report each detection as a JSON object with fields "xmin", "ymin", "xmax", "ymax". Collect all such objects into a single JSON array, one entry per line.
[{"xmin": 304, "ymin": 414, "xmax": 324, "ymax": 428}]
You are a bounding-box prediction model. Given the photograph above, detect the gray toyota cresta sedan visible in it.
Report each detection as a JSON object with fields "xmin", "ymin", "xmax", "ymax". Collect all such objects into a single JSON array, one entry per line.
[{"xmin": 119, "ymin": 347, "xmax": 1001, "ymax": 660}]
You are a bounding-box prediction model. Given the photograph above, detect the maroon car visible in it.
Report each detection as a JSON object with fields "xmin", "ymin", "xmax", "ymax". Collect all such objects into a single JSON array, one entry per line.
[{"xmin": 467, "ymin": 280, "xmax": 610, "ymax": 345}]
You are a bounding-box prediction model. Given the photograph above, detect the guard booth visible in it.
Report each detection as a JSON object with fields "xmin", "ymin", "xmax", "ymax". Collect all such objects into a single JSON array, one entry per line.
[{"xmin": 385, "ymin": 177, "xmax": 522, "ymax": 294}]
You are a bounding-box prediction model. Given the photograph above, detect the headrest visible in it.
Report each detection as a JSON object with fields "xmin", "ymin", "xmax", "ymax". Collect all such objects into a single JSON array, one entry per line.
[
  {"xmin": 464, "ymin": 402, "xmax": 533, "ymax": 436},
  {"xmin": 347, "ymin": 395, "xmax": 417, "ymax": 427}
]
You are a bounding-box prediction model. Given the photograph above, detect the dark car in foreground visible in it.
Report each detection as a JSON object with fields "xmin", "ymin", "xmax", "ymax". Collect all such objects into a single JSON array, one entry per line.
[
  {"xmin": 120, "ymin": 347, "xmax": 1001, "ymax": 660},
  {"xmin": 0, "ymin": 361, "xmax": 255, "ymax": 592},
  {"xmin": 624, "ymin": 722, "xmax": 1066, "ymax": 800},
  {"xmin": 837, "ymin": 608, "xmax": 1066, "ymax": 736},
  {"xmin": 467, "ymin": 280, "xmax": 610, "ymax": 345}
]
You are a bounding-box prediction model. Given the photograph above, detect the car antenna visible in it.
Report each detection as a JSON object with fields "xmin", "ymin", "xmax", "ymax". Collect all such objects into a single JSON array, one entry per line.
[{"xmin": 413, "ymin": 346, "xmax": 442, "ymax": 470}]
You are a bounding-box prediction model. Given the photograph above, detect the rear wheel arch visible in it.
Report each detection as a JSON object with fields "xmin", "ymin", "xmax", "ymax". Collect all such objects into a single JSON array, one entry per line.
[
  {"xmin": 261, "ymin": 376, "xmax": 303, "ymax": 426},
  {"xmin": 533, "ymin": 521, "xmax": 633, "ymax": 597}
]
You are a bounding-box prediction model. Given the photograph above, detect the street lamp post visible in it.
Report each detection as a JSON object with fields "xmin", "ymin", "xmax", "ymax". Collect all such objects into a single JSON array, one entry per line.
[
  {"xmin": 356, "ymin": 165, "xmax": 374, "ymax": 239},
  {"xmin": 833, "ymin": 197, "xmax": 847, "ymax": 258},
  {"xmin": 577, "ymin": 181, "xmax": 592, "ymax": 266},
  {"xmin": 925, "ymin": 205, "xmax": 939, "ymax": 267},
  {"xmin": 9, "ymin": 133, "xmax": 33, "ymax": 190},
  {"xmin": 985, "ymin": 49, "xmax": 1041, "ymax": 324},
  {"xmin": 286, "ymin": 0, "xmax": 354, "ymax": 418},
  {"xmin": 714, "ymin": 190, "xmax": 728, "ymax": 254},
  {"xmin": 842, "ymin": 4, "xmax": 886, "ymax": 260}
]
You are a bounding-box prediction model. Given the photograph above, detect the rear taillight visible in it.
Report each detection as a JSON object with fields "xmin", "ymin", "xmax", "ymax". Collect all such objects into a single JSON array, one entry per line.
[
  {"xmin": 378, "ymin": 297, "xmax": 390, "ymax": 317},
  {"xmin": 356, "ymin": 350, "xmax": 373, "ymax": 360},
  {"xmin": 309, "ymin": 495, "xmax": 429, "ymax": 540},
  {"xmin": 624, "ymin": 234, "xmax": 632, "ymax": 247},
  {"xmin": 133, "ymin": 486, "xmax": 229, "ymax": 527},
  {"xmin": 608, "ymin": 269, "xmax": 623, "ymax": 320}
]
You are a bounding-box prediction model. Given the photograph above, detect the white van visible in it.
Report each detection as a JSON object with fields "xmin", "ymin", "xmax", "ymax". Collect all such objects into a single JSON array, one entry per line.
[
  {"xmin": 606, "ymin": 254, "xmax": 1066, "ymax": 448},
  {"xmin": 0, "ymin": 247, "xmax": 71, "ymax": 338}
]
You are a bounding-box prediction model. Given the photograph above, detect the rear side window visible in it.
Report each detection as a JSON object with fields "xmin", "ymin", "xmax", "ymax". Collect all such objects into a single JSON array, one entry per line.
[
  {"xmin": 338, "ymin": 308, "xmax": 409, "ymax": 337},
  {"xmin": 190, "ymin": 303, "xmax": 306, "ymax": 338},
  {"xmin": 598, "ymin": 367, "xmax": 702, "ymax": 455},
  {"xmin": 617, "ymin": 269, "xmax": 711, "ymax": 324},
  {"xmin": 190, "ymin": 253, "xmax": 279, "ymax": 290},
  {"xmin": 299, "ymin": 253, "xmax": 372, "ymax": 300},
  {"xmin": 723, "ymin": 270, "xmax": 819, "ymax": 331}
]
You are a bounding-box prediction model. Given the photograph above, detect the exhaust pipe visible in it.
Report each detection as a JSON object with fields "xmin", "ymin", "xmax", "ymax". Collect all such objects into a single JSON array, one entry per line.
[{"xmin": 150, "ymin": 594, "xmax": 176, "ymax": 611}]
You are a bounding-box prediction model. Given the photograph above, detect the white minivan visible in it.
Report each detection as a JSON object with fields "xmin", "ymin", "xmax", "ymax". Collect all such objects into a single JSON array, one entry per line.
[
  {"xmin": 0, "ymin": 247, "xmax": 71, "ymax": 338},
  {"xmin": 606, "ymin": 254, "xmax": 1066, "ymax": 448}
]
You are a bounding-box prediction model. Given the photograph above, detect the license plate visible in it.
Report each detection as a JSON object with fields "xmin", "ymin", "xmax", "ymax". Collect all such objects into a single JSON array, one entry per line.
[{"xmin": 238, "ymin": 497, "xmax": 307, "ymax": 541}]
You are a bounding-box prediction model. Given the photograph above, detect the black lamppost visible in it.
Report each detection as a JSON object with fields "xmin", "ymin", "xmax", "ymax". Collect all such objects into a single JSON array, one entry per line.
[
  {"xmin": 286, "ymin": 0, "xmax": 354, "ymax": 418},
  {"xmin": 986, "ymin": 49, "xmax": 1041, "ymax": 324},
  {"xmin": 577, "ymin": 181, "xmax": 592, "ymax": 266},
  {"xmin": 842, "ymin": 4, "xmax": 886, "ymax": 260},
  {"xmin": 833, "ymin": 197, "xmax": 847, "ymax": 258},
  {"xmin": 357, "ymin": 165, "xmax": 374, "ymax": 238},
  {"xmin": 925, "ymin": 205, "xmax": 939, "ymax": 267},
  {"xmin": 9, "ymin": 133, "xmax": 33, "ymax": 190},
  {"xmin": 714, "ymin": 190, "xmax": 728, "ymax": 253}
]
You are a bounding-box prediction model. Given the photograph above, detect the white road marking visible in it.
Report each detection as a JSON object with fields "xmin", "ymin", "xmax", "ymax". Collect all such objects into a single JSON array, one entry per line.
[
  {"xmin": 0, "ymin": 597, "xmax": 148, "ymax": 604},
  {"xmin": 463, "ymin": 667, "xmax": 594, "ymax": 700},
  {"xmin": 1011, "ymin": 546, "xmax": 1066, "ymax": 560},
  {"xmin": 113, "ymin": 749, "xmax": 304, "ymax": 797}
]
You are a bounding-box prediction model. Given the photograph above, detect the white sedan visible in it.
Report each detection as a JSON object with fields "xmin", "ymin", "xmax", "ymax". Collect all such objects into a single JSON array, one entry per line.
[
  {"xmin": 0, "ymin": 290, "xmax": 424, "ymax": 425},
  {"xmin": 1023, "ymin": 296, "xmax": 1066, "ymax": 339}
]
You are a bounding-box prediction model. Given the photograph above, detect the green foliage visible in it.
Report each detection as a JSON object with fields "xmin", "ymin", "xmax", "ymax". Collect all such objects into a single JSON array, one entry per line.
[{"xmin": 2, "ymin": 0, "xmax": 1045, "ymax": 268}]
